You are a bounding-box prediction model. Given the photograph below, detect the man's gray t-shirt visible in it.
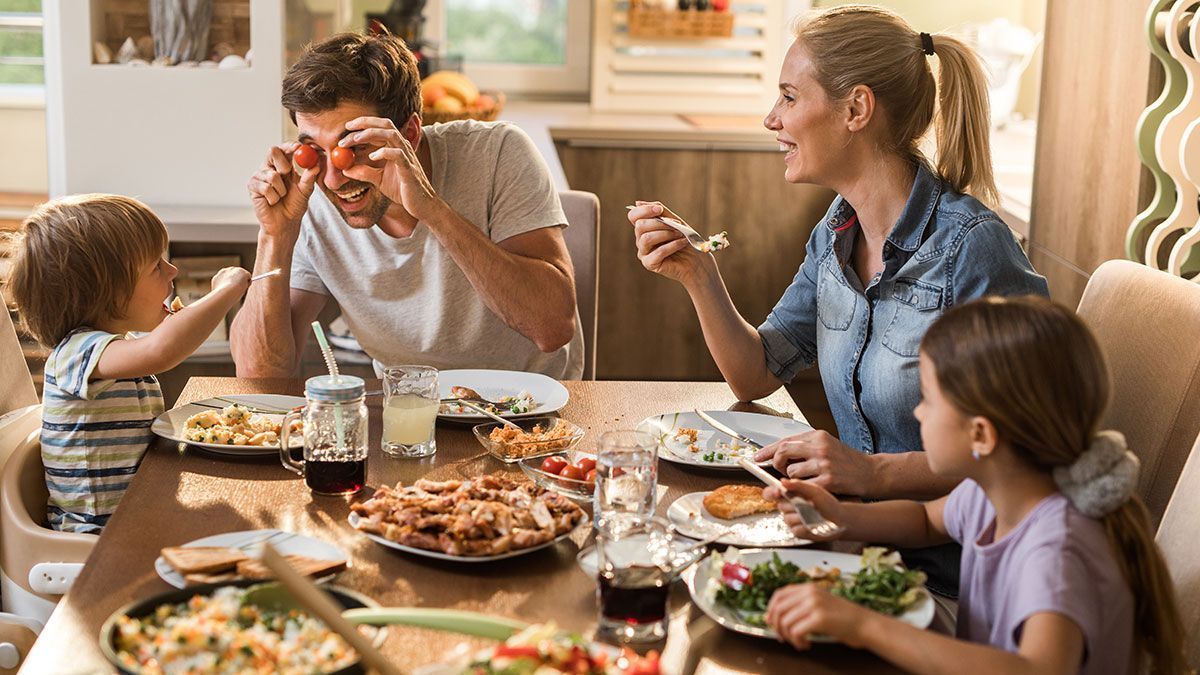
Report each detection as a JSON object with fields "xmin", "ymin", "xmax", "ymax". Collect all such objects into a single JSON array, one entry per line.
[{"xmin": 291, "ymin": 120, "xmax": 584, "ymax": 379}]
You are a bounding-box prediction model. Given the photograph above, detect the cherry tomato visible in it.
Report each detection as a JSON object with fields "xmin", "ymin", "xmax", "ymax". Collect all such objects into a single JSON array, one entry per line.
[
  {"xmin": 584, "ymin": 469, "xmax": 597, "ymax": 485},
  {"xmin": 560, "ymin": 464, "xmax": 585, "ymax": 481},
  {"xmin": 576, "ymin": 457, "xmax": 597, "ymax": 473},
  {"xmin": 721, "ymin": 561, "xmax": 752, "ymax": 590},
  {"xmin": 494, "ymin": 645, "xmax": 541, "ymax": 660},
  {"xmin": 541, "ymin": 456, "xmax": 568, "ymax": 475},
  {"xmin": 293, "ymin": 143, "xmax": 318, "ymax": 169},
  {"xmin": 330, "ymin": 145, "xmax": 355, "ymax": 170}
]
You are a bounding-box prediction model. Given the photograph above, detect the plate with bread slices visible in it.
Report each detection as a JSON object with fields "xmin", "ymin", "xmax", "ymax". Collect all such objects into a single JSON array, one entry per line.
[
  {"xmin": 154, "ymin": 529, "xmax": 349, "ymax": 588},
  {"xmin": 667, "ymin": 485, "xmax": 809, "ymax": 548}
]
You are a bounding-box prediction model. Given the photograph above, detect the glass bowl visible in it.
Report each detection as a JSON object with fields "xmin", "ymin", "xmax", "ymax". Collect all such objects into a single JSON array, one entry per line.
[
  {"xmin": 518, "ymin": 449, "xmax": 597, "ymax": 502},
  {"xmin": 472, "ymin": 416, "xmax": 585, "ymax": 463}
]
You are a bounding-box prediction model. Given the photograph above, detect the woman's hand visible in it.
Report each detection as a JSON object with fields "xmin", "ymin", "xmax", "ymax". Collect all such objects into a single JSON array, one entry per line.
[
  {"xmin": 341, "ymin": 116, "xmax": 446, "ymax": 223},
  {"xmin": 628, "ymin": 201, "xmax": 712, "ymax": 287},
  {"xmin": 765, "ymin": 583, "xmax": 871, "ymax": 650},
  {"xmin": 247, "ymin": 142, "xmax": 317, "ymax": 243},
  {"xmin": 754, "ymin": 430, "xmax": 878, "ymax": 496},
  {"xmin": 764, "ymin": 479, "xmax": 848, "ymax": 541}
]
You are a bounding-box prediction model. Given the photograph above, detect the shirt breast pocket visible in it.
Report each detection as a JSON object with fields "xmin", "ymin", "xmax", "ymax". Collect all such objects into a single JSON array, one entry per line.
[
  {"xmin": 816, "ymin": 270, "xmax": 858, "ymax": 331},
  {"xmin": 882, "ymin": 279, "xmax": 944, "ymax": 357}
]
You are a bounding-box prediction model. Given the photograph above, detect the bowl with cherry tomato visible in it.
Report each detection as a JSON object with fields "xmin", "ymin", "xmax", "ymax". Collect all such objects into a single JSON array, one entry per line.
[{"xmin": 519, "ymin": 450, "xmax": 599, "ymax": 501}]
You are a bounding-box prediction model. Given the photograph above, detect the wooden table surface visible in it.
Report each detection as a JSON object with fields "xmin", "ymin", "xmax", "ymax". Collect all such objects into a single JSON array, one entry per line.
[{"xmin": 21, "ymin": 378, "xmax": 902, "ymax": 674}]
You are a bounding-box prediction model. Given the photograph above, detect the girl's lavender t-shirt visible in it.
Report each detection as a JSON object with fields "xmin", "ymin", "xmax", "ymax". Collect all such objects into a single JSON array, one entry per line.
[{"xmin": 943, "ymin": 480, "xmax": 1134, "ymax": 675}]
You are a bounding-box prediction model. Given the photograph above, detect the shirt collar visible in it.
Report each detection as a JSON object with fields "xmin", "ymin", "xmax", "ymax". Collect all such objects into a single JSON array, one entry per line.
[{"xmin": 824, "ymin": 161, "xmax": 944, "ymax": 252}]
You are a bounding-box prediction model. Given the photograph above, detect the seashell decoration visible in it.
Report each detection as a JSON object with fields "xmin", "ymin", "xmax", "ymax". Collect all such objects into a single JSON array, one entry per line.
[
  {"xmin": 177, "ymin": 61, "xmax": 199, "ymax": 68},
  {"xmin": 217, "ymin": 54, "xmax": 247, "ymax": 69},
  {"xmin": 116, "ymin": 37, "xmax": 139, "ymax": 64},
  {"xmin": 136, "ymin": 35, "xmax": 155, "ymax": 60},
  {"xmin": 151, "ymin": 55, "xmax": 176, "ymax": 67},
  {"xmin": 198, "ymin": 60, "xmax": 218, "ymax": 68},
  {"xmin": 244, "ymin": 49, "xmax": 253, "ymax": 66},
  {"xmin": 92, "ymin": 41, "xmax": 112, "ymax": 64},
  {"xmin": 127, "ymin": 58, "xmax": 150, "ymax": 67},
  {"xmin": 210, "ymin": 42, "xmax": 236, "ymax": 62}
]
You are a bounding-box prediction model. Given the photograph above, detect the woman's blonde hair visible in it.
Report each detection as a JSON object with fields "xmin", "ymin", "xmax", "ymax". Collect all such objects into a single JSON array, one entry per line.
[
  {"xmin": 920, "ymin": 296, "xmax": 1187, "ymax": 674},
  {"xmin": 7, "ymin": 194, "xmax": 169, "ymax": 347},
  {"xmin": 793, "ymin": 5, "xmax": 998, "ymax": 207}
]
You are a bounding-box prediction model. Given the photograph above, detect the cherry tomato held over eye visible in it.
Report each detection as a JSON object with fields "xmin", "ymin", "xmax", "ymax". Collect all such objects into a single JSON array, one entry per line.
[
  {"xmin": 560, "ymin": 464, "xmax": 585, "ymax": 481},
  {"xmin": 541, "ymin": 456, "xmax": 568, "ymax": 475},
  {"xmin": 576, "ymin": 457, "xmax": 597, "ymax": 474},
  {"xmin": 293, "ymin": 144, "xmax": 318, "ymax": 169},
  {"xmin": 330, "ymin": 146, "xmax": 355, "ymax": 171}
]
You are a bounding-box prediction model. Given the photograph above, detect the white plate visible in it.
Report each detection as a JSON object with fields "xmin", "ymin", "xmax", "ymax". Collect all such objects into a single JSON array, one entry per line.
[
  {"xmin": 684, "ymin": 548, "xmax": 935, "ymax": 641},
  {"xmin": 154, "ymin": 529, "xmax": 348, "ymax": 589},
  {"xmin": 667, "ymin": 491, "xmax": 808, "ymax": 548},
  {"xmin": 152, "ymin": 395, "xmax": 306, "ymax": 456},
  {"xmin": 437, "ymin": 369, "xmax": 569, "ymax": 421},
  {"xmin": 348, "ymin": 512, "xmax": 577, "ymax": 562},
  {"xmin": 639, "ymin": 411, "xmax": 812, "ymax": 470}
]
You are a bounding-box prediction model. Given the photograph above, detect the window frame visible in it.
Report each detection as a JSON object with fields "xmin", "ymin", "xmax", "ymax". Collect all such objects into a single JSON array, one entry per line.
[
  {"xmin": 422, "ymin": 0, "xmax": 590, "ymax": 99},
  {"xmin": 0, "ymin": 9, "xmax": 45, "ymax": 107}
]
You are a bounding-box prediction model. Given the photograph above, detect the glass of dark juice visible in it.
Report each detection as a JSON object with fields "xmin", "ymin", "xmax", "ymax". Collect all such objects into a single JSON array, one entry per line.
[
  {"xmin": 280, "ymin": 375, "xmax": 370, "ymax": 496},
  {"xmin": 595, "ymin": 515, "xmax": 677, "ymax": 643}
]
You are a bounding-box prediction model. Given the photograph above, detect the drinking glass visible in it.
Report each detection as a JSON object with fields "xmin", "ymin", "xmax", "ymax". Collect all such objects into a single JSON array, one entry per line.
[
  {"xmin": 595, "ymin": 430, "xmax": 658, "ymax": 523},
  {"xmin": 595, "ymin": 514, "xmax": 676, "ymax": 643},
  {"xmin": 381, "ymin": 365, "xmax": 439, "ymax": 458},
  {"xmin": 279, "ymin": 375, "xmax": 368, "ymax": 495}
]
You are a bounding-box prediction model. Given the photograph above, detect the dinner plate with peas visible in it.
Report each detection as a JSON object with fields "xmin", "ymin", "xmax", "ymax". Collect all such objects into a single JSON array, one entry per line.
[
  {"xmin": 638, "ymin": 410, "xmax": 812, "ymax": 470},
  {"xmin": 684, "ymin": 547, "xmax": 935, "ymax": 642}
]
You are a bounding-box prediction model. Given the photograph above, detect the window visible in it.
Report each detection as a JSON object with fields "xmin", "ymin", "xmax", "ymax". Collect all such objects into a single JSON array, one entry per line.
[
  {"xmin": 0, "ymin": 0, "xmax": 42, "ymax": 86},
  {"xmin": 424, "ymin": 0, "xmax": 589, "ymax": 97}
]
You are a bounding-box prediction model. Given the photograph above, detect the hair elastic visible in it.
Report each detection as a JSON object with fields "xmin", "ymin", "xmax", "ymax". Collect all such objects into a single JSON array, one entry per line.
[{"xmin": 919, "ymin": 32, "xmax": 935, "ymax": 56}]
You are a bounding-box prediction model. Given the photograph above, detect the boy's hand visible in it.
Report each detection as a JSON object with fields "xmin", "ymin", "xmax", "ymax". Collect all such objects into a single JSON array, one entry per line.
[
  {"xmin": 211, "ymin": 267, "xmax": 251, "ymax": 293},
  {"xmin": 764, "ymin": 479, "xmax": 847, "ymax": 541},
  {"xmin": 765, "ymin": 583, "xmax": 870, "ymax": 650}
]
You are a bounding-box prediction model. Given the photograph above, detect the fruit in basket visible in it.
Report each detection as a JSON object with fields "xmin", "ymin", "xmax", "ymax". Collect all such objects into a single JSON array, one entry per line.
[
  {"xmin": 422, "ymin": 70, "xmax": 480, "ymax": 107},
  {"xmin": 293, "ymin": 143, "xmax": 318, "ymax": 169},
  {"xmin": 422, "ymin": 84, "xmax": 448, "ymax": 108},
  {"xmin": 432, "ymin": 96, "xmax": 465, "ymax": 114},
  {"xmin": 330, "ymin": 146, "xmax": 355, "ymax": 171},
  {"xmin": 472, "ymin": 93, "xmax": 496, "ymax": 111}
]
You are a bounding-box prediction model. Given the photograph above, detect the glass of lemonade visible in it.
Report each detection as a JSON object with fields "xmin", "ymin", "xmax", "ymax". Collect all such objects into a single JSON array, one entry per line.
[{"xmin": 381, "ymin": 365, "xmax": 439, "ymax": 458}]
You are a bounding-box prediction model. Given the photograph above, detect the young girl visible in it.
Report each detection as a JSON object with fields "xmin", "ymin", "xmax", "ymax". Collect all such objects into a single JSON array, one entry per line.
[
  {"xmin": 7, "ymin": 194, "xmax": 250, "ymax": 534},
  {"xmin": 763, "ymin": 296, "xmax": 1186, "ymax": 674}
]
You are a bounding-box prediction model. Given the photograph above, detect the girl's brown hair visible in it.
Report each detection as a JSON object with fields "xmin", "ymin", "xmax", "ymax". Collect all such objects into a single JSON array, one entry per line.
[
  {"xmin": 920, "ymin": 296, "xmax": 1186, "ymax": 674},
  {"xmin": 7, "ymin": 194, "xmax": 169, "ymax": 347},
  {"xmin": 793, "ymin": 5, "xmax": 998, "ymax": 207}
]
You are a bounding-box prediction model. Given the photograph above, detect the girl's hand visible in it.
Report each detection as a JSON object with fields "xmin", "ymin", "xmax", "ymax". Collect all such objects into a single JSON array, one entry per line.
[
  {"xmin": 754, "ymin": 430, "xmax": 878, "ymax": 496},
  {"xmin": 765, "ymin": 583, "xmax": 871, "ymax": 650},
  {"xmin": 211, "ymin": 267, "xmax": 251, "ymax": 294},
  {"xmin": 628, "ymin": 201, "xmax": 711, "ymax": 287},
  {"xmin": 341, "ymin": 116, "xmax": 445, "ymax": 223},
  {"xmin": 764, "ymin": 479, "xmax": 847, "ymax": 541}
]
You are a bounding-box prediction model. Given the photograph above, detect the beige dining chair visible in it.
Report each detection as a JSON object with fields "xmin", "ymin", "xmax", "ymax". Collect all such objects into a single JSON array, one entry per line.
[
  {"xmin": 0, "ymin": 405, "xmax": 43, "ymax": 674},
  {"xmin": 559, "ymin": 190, "xmax": 600, "ymax": 380},
  {"xmin": 1076, "ymin": 259, "xmax": 1200, "ymax": 526},
  {"xmin": 0, "ymin": 294, "xmax": 37, "ymax": 417},
  {"xmin": 1155, "ymin": 431, "xmax": 1200, "ymax": 668}
]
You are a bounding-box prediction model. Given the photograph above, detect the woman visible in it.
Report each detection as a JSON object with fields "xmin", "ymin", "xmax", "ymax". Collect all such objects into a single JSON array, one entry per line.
[{"xmin": 628, "ymin": 6, "xmax": 1047, "ymax": 595}]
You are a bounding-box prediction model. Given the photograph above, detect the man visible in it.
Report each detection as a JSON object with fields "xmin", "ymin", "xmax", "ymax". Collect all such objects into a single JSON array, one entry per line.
[{"xmin": 231, "ymin": 32, "xmax": 582, "ymax": 379}]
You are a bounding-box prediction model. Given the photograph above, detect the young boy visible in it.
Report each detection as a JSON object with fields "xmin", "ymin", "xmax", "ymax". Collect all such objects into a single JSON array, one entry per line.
[{"xmin": 7, "ymin": 194, "xmax": 250, "ymax": 533}]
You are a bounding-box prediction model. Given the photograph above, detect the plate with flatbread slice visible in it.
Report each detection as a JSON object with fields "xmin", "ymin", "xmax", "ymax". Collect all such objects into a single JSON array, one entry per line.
[
  {"xmin": 667, "ymin": 487, "xmax": 809, "ymax": 548},
  {"xmin": 154, "ymin": 529, "xmax": 348, "ymax": 589}
]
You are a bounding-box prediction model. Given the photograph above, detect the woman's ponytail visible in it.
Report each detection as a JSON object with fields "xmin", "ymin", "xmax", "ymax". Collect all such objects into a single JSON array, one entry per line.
[{"xmin": 929, "ymin": 34, "xmax": 999, "ymax": 208}]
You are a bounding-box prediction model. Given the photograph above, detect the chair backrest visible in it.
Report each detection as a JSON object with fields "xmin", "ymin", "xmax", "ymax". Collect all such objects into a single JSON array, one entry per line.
[
  {"xmin": 559, "ymin": 190, "xmax": 600, "ymax": 380},
  {"xmin": 1155, "ymin": 432, "xmax": 1200, "ymax": 668},
  {"xmin": 1076, "ymin": 259, "xmax": 1200, "ymax": 525},
  {"xmin": 0, "ymin": 293, "xmax": 36, "ymax": 416}
]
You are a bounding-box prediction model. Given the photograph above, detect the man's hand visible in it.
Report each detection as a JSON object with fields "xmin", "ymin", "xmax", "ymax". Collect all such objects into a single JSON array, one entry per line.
[
  {"xmin": 247, "ymin": 142, "xmax": 317, "ymax": 242},
  {"xmin": 753, "ymin": 430, "xmax": 878, "ymax": 496},
  {"xmin": 341, "ymin": 116, "xmax": 445, "ymax": 223}
]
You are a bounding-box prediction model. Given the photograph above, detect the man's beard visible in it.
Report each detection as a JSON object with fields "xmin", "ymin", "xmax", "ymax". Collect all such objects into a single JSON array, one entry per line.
[{"xmin": 322, "ymin": 182, "xmax": 392, "ymax": 228}]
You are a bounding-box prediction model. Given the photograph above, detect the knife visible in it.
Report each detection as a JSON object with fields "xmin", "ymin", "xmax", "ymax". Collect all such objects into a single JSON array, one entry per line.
[{"xmin": 693, "ymin": 409, "xmax": 764, "ymax": 450}]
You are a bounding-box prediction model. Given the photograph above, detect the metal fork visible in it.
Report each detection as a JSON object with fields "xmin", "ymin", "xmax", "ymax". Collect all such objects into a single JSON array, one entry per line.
[
  {"xmin": 625, "ymin": 205, "xmax": 714, "ymax": 252},
  {"xmin": 737, "ymin": 458, "xmax": 845, "ymax": 538}
]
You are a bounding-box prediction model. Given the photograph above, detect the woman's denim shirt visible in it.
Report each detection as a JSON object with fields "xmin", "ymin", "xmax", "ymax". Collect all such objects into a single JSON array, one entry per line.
[
  {"xmin": 756, "ymin": 165, "xmax": 1048, "ymax": 596},
  {"xmin": 758, "ymin": 163, "xmax": 1048, "ymax": 456}
]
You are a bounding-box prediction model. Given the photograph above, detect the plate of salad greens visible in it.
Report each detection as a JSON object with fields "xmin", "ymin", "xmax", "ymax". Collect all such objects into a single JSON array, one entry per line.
[
  {"xmin": 683, "ymin": 547, "xmax": 933, "ymax": 641},
  {"xmin": 638, "ymin": 411, "xmax": 811, "ymax": 470}
]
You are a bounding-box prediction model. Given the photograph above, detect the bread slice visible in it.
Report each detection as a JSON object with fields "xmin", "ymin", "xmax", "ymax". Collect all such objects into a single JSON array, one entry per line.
[
  {"xmin": 161, "ymin": 546, "xmax": 249, "ymax": 575},
  {"xmin": 183, "ymin": 571, "xmax": 241, "ymax": 587},
  {"xmin": 702, "ymin": 484, "xmax": 775, "ymax": 520},
  {"xmin": 235, "ymin": 555, "xmax": 347, "ymax": 580}
]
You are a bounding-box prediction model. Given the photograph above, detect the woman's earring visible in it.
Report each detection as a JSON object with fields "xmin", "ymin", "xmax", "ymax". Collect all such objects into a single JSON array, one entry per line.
[{"xmin": 971, "ymin": 449, "xmax": 981, "ymax": 460}]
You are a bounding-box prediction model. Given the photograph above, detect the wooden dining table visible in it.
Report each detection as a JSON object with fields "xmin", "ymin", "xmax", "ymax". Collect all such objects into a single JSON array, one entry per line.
[{"xmin": 20, "ymin": 378, "xmax": 907, "ymax": 674}]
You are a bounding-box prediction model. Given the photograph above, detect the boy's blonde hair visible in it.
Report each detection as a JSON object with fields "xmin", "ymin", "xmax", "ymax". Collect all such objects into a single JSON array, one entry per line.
[{"xmin": 7, "ymin": 194, "xmax": 169, "ymax": 347}]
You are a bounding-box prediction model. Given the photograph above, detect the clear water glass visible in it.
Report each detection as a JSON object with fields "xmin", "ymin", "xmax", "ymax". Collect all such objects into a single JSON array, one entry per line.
[
  {"xmin": 595, "ymin": 514, "xmax": 675, "ymax": 643},
  {"xmin": 595, "ymin": 430, "xmax": 658, "ymax": 523},
  {"xmin": 381, "ymin": 365, "xmax": 439, "ymax": 458}
]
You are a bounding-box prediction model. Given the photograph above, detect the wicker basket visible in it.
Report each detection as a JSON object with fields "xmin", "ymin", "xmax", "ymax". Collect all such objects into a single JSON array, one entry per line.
[
  {"xmin": 627, "ymin": 6, "xmax": 734, "ymax": 39},
  {"xmin": 421, "ymin": 91, "xmax": 505, "ymax": 125}
]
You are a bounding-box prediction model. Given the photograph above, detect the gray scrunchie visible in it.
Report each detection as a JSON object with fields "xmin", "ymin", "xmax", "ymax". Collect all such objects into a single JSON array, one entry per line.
[{"xmin": 1052, "ymin": 430, "xmax": 1140, "ymax": 518}]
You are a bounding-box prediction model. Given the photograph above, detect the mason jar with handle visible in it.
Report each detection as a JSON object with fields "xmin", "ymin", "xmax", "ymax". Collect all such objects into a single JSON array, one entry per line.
[{"xmin": 280, "ymin": 375, "xmax": 369, "ymax": 495}]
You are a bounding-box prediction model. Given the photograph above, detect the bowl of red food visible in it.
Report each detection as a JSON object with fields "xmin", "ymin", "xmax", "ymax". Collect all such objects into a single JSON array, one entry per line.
[{"xmin": 518, "ymin": 450, "xmax": 598, "ymax": 502}]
